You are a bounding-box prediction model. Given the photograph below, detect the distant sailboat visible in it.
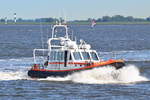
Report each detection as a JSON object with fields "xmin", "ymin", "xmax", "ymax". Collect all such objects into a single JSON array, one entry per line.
[{"xmin": 91, "ymin": 20, "xmax": 96, "ymax": 28}]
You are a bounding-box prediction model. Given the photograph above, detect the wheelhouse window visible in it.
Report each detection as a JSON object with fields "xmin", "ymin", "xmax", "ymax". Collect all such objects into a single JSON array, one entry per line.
[
  {"xmin": 49, "ymin": 51, "xmax": 56, "ymax": 60},
  {"xmin": 90, "ymin": 52, "xmax": 99, "ymax": 60},
  {"xmin": 57, "ymin": 51, "xmax": 64, "ymax": 61},
  {"xmin": 73, "ymin": 52, "xmax": 82, "ymax": 60},
  {"xmin": 49, "ymin": 51, "xmax": 64, "ymax": 61},
  {"xmin": 81, "ymin": 52, "xmax": 90, "ymax": 60}
]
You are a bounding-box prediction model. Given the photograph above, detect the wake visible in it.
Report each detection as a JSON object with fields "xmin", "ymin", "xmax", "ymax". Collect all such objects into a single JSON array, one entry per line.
[
  {"xmin": 0, "ymin": 64, "xmax": 149, "ymax": 84},
  {"xmin": 39, "ymin": 65, "xmax": 149, "ymax": 84},
  {"xmin": 0, "ymin": 70, "xmax": 28, "ymax": 81}
]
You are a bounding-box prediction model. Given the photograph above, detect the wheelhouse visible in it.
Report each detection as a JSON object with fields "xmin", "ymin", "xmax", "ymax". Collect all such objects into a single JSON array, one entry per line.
[
  {"xmin": 48, "ymin": 50, "xmax": 100, "ymax": 63},
  {"xmin": 33, "ymin": 22, "xmax": 100, "ymax": 70}
]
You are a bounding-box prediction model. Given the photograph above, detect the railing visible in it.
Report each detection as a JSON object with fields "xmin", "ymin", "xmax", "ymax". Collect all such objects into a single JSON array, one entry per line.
[
  {"xmin": 47, "ymin": 38, "xmax": 64, "ymax": 51},
  {"xmin": 51, "ymin": 24, "xmax": 69, "ymax": 39},
  {"xmin": 33, "ymin": 49, "xmax": 49, "ymax": 64}
]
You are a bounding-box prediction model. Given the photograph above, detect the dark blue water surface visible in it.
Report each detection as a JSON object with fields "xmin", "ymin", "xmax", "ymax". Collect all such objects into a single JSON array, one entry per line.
[
  {"xmin": 0, "ymin": 24, "xmax": 150, "ymax": 100},
  {"xmin": 1, "ymin": 24, "xmax": 150, "ymax": 58}
]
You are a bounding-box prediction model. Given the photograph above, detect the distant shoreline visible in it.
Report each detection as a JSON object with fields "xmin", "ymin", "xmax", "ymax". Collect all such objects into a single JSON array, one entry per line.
[{"xmin": 1, "ymin": 22, "xmax": 150, "ymax": 25}]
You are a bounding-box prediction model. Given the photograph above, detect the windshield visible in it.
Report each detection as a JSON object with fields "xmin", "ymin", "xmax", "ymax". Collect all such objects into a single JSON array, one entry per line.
[
  {"xmin": 73, "ymin": 52, "xmax": 82, "ymax": 60},
  {"xmin": 49, "ymin": 51, "xmax": 64, "ymax": 61},
  {"xmin": 90, "ymin": 52, "xmax": 99, "ymax": 60},
  {"xmin": 81, "ymin": 52, "xmax": 90, "ymax": 60}
]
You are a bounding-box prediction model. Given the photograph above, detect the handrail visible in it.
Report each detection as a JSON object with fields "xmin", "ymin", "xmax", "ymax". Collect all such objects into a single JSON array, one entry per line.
[
  {"xmin": 33, "ymin": 49, "xmax": 49, "ymax": 63},
  {"xmin": 51, "ymin": 24, "xmax": 68, "ymax": 39},
  {"xmin": 47, "ymin": 38, "xmax": 68, "ymax": 50}
]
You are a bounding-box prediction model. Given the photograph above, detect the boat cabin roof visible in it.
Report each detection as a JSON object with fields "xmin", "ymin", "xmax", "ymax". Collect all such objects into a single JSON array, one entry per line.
[{"xmin": 33, "ymin": 23, "xmax": 100, "ymax": 64}]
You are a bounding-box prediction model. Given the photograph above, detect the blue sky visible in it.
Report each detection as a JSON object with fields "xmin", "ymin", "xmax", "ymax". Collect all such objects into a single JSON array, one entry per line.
[{"xmin": 0, "ymin": 0, "xmax": 150, "ymax": 20}]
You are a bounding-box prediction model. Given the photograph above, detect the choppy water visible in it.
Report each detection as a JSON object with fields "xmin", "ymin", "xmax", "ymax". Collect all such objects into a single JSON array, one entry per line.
[{"xmin": 0, "ymin": 24, "xmax": 150, "ymax": 100}]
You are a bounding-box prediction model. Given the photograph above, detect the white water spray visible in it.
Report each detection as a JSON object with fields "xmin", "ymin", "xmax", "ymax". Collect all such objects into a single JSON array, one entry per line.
[
  {"xmin": 0, "ymin": 64, "xmax": 148, "ymax": 84},
  {"xmin": 42, "ymin": 65, "xmax": 149, "ymax": 84},
  {"xmin": 0, "ymin": 70, "xmax": 28, "ymax": 81}
]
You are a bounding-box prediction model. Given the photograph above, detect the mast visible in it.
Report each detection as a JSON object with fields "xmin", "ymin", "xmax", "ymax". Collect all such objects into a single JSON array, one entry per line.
[{"xmin": 51, "ymin": 21, "xmax": 69, "ymax": 39}]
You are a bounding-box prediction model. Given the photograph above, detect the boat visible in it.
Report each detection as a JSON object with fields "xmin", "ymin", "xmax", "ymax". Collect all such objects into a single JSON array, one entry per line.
[
  {"xmin": 91, "ymin": 20, "xmax": 96, "ymax": 28},
  {"xmin": 28, "ymin": 22, "xmax": 125, "ymax": 78}
]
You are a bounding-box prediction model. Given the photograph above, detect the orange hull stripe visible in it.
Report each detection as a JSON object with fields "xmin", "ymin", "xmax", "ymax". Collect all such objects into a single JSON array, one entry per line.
[
  {"xmin": 48, "ymin": 62, "xmax": 87, "ymax": 65},
  {"xmin": 32, "ymin": 59, "xmax": 124, "ymax": 72}
]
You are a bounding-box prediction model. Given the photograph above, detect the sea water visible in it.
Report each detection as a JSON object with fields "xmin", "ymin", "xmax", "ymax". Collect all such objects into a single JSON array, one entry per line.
[{"xmin": 0, "ymin": 24, "xmax": 150, "ymax": 100}]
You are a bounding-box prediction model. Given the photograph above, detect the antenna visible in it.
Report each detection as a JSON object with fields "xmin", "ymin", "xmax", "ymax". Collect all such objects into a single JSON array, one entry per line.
[
  {"xmin": 62, "ymin": 9, "xmax": 67, "ymax": 24},
  {"xmin": 58, "ymin": 18, "xmax": 61, "ymax": 25},
  {"xmin": 40, "ymin": 20, "xmax": 44, "ymax": 50}
]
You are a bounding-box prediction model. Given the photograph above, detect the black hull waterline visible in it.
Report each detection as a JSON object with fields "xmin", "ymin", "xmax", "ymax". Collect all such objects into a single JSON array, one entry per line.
[
  {"xmin": 28, "ymin": 70, "xmax": 75, "ymax": 78},
  {"xmin": 28, "ymin": 62, "xmax": 125, "ymax": 78}
]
